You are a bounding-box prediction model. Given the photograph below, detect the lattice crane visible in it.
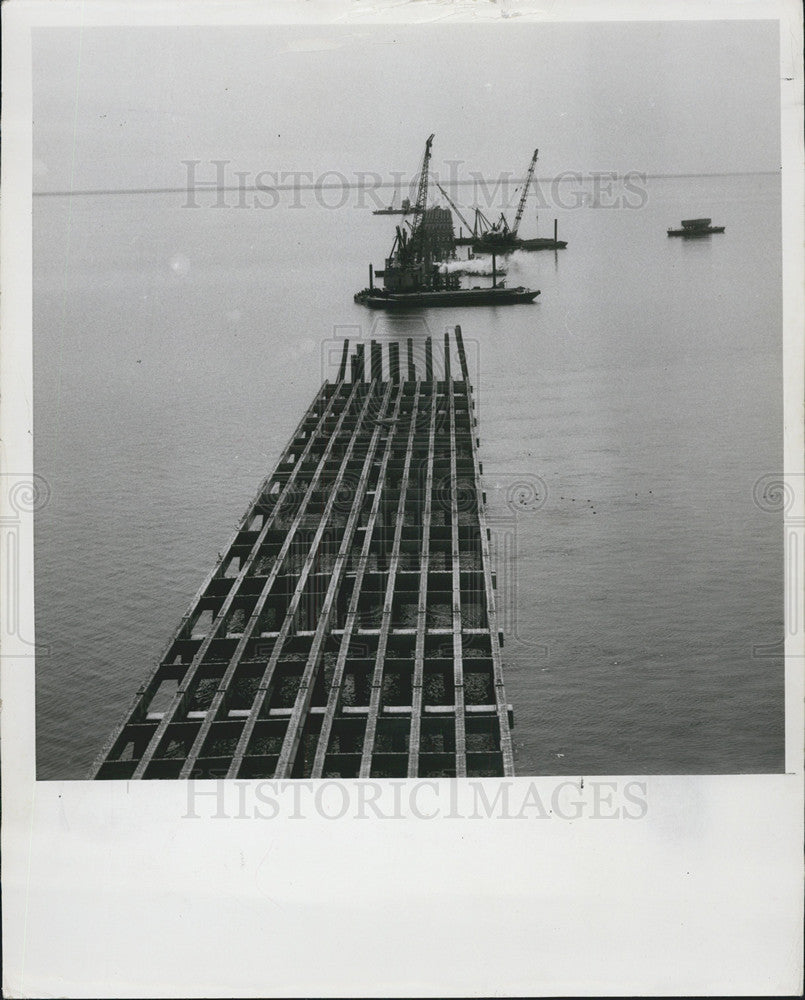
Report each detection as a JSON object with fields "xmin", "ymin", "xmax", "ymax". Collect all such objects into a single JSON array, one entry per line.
[
  {"xmin": 510, "ymin": 148, "xmax": 539, "ymax": 238},
  {"xmin": 408, "ymin": 134, "xmax": 435, "ymax": 259}
]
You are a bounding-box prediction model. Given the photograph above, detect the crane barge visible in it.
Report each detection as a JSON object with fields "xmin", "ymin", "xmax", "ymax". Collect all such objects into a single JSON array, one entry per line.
[
  {"xmin": 354, "ymin": 135, "xmax": 539, "ymax": 309},
  {"xmin": 453, "ymin": 149, "xmax": 567, "ymax": 253}
]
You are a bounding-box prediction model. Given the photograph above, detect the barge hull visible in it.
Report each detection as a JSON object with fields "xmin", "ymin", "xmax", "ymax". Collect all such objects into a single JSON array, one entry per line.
[
  {"xmin": 470, "ymin": 238, "xmax": 567, "ymax": 253},
  {"xmin": 355, "ymin": 287, "xmax": 540, "ymax": 309},
  {"xmin": 667, "ymin": 226, "xmax": 725, "ymax": 236}
]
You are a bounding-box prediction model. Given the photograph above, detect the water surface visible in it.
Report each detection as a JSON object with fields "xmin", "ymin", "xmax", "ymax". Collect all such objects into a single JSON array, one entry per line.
[{"xmin": 34, "ymin": 173, "xmax": 783, "ymax": 777}]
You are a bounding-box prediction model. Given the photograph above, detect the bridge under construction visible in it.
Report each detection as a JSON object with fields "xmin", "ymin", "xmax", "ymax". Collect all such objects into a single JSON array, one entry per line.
[{"xmin": 92, "ymin": 327, "xmax": 516, "ymax": 780}]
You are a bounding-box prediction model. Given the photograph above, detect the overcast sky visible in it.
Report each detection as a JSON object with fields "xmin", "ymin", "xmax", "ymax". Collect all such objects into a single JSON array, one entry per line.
[{"xmin": 33, "ymin": 20, "xmax": 780, "ymax": 192}]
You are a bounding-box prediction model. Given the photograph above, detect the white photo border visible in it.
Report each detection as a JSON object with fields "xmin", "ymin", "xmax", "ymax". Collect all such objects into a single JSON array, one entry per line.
[{"xmin": 2, "ymin": 1, "xmax": 802, "ymax": 997}]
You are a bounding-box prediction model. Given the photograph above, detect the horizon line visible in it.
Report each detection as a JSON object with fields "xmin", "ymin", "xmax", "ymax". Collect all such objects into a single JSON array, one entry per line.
[{"xmin": 33, "ymin": 169, "xmax": 780, "ymax": 198}]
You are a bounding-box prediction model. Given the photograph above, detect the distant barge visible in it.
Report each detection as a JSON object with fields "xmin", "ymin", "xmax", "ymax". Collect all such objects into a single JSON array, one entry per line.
[
  {"xmin": 458, "ymin": 232, "xmax": 568, "ymax": 253},
  {"xmin": 373, "ymin": 195, "xmax": 422, "ymax": 216},
  {"xmin": 668, "ymin": 217, "xmax": 725, "ymax": 237}
]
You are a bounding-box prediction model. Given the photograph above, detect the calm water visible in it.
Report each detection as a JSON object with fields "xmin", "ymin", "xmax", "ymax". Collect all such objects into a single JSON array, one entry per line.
[{"xmin": 34, "ymin": 173, "xmax": 784, "ymax": 778}]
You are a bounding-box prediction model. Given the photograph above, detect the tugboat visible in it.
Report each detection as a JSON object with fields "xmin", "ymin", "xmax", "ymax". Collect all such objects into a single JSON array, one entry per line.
[
  {"xmin": 667, "ymin": 217, "xmax": 725, "ymax": 237},
  {"xmin": 355, "ymin": 135, "xmax": 539, "ymax": 310}
]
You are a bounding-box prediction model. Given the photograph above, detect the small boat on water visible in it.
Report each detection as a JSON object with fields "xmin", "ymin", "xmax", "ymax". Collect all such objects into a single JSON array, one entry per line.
[{"xmin": 667, "ymin": 217, "xmax": 725, "ymax": 237}]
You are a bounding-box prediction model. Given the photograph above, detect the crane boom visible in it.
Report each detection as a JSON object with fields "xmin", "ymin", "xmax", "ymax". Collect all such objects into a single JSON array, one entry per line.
[
  {"xmin": 413, "ymin": 133, "xmax": 435, "ymax": 217},
  {"xmin": 511, "ymin": 148, "xmax": 538, "ymax": 238},
  {"xmin": 436, "ymin": 182, "xmax": 473, "ymax": 233},
  {"xmin": 409, "ymin": 133, "xmax": 435, "ymax": 258}
]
